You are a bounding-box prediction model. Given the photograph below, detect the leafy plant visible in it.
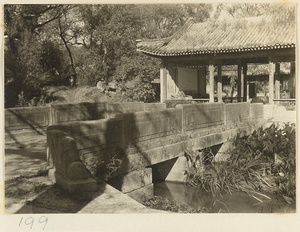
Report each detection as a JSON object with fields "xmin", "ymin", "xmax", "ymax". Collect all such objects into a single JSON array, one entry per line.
[
  {"xmin": 82, "ymin": 148, "xmax": 123, "ymax": 181},
  {"xmin": 185, "ymin": 123, "xmax": 296, "ymax": 199}
]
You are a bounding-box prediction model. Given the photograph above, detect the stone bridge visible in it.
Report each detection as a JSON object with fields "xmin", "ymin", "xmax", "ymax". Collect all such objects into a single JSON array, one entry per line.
[{"xmin": 46, "ymin": 102, "xmax": 266, "ymax": 200}]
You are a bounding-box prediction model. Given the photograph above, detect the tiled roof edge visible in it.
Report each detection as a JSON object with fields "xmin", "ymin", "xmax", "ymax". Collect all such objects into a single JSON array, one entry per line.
[{"xmin": 137, "ymin": 43, "xmax": 296, "ymax": 57}]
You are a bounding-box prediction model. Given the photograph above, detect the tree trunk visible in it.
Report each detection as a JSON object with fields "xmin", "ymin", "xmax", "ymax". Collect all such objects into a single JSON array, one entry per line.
[{"xmin": 58, "ymin": 10, "xmax": 77, "ymax": 86}]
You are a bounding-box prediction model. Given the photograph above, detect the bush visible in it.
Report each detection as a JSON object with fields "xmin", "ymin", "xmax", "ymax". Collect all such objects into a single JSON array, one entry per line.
[
  {"xmin": 165, "ymin": 100, "xmax": 195, "ymax": 108},
  {"xmin": 251, "ymin": 96, "xmax": 269, "ymax": 104},
  {"xmin": 185, "ymin": 123, "xmax": 296, "ymax": 199}
]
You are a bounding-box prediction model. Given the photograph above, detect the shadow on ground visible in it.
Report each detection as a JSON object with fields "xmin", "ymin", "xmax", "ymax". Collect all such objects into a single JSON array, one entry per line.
[
  {"xmin": 5, "ymin": 135, "xmax": 47, "ymax": 180},
  {"xmin": 14, "ymin": 182, "xmax": 107, "ymax": 214}
]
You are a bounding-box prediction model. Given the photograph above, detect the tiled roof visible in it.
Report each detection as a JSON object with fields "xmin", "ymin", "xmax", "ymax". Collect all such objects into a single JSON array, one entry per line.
[{"xmin": 137, "ymin": 15, "xmax": 296, "ymax": 57}]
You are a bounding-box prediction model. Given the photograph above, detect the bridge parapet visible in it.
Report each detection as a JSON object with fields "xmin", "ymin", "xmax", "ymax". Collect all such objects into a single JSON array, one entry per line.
[
  {"xmin": 118, "ymin": 108, "xmax": 182, "ymax": 144},
  {"xmin": 176, "ymin": 103, "xmax": 224, "ymax": 133},
  {"xmin": 47, "ymin": 102, "xmax": 265, "ymax": 193},
  {"xmin": 5, "ymin": 102, "xmax": 166, "ymax": 140},
  {"xmin": 50, "ymin": 102, "xmax": 107, "ymax": 125},
  {"xmin": 224, "ymin": 102, "xmax": 250, "ymax": 128},
  {"xmin": 5, "ymin": 106, "xmax": 50, "ymax": 134},
  {"xmin": 250, "ymin": 103, "xmax": 264, "ymax": 121}
]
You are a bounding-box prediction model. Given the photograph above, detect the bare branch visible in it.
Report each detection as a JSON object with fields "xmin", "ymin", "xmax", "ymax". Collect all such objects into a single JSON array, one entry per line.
[{"xmin": 34, "ymin": 15, "xmax": 59, "ymax": 29}]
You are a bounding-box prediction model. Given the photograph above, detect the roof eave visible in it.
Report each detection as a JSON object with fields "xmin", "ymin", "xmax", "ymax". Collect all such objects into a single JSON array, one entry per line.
[{"xmin": 138, "ymin": 43, "xmax": 296, "ymax": 57}]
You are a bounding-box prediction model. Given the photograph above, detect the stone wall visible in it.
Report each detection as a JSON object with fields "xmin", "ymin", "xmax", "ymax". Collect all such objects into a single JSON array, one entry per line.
[
  {"xmin": 106, "ymin": 102, "xmax": 145, "ymax": 118},
  {"xmin": 250, "ymin": 103, "xmax": 264, "ymax": 121},
  {"xmin": 177, "ymin": 103, "xmax": 224, "ymax": 132},
  {"xmin": 48, "ymin": 108, "xmax": 184, "ymax": 177},
  {"xmin": 50, "ymin": 102, "xmax": 107, "ymax": 124},
  {"xmin": 5, "ymin": 106, "xmax": 50, "ymax": 136},
  {"xmin": 5, "ymin": 102, "xmax": 165, "ymax": 140},
  {"xmin": 224, "ymin": 102, "xmax": 250, "ymax": 128},
  {"xmin": 144, "ymin": 103, "xmax": 166, "ymax": 112},
  {"xmin": 47, "ymin": 102, "xmax": 265, "ymax": 194}
]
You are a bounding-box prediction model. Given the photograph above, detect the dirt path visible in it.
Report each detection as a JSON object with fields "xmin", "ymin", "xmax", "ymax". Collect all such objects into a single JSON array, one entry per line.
[
  {"xmin": 5, "ymin": 134, "xmax": 52, "ymax": 213},
  {"xmin": 4, "ymin": 134, "xmax": 158, "ymax": 214},
  {"xmin": 5, "ymin": 134, "xmax": 48, "ymax": 180}
]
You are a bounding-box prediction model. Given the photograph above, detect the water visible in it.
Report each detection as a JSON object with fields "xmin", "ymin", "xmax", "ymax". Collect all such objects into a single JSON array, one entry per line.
[{"xmin": 154, "ymin": 182, "xmax": 296, "ymax": 213}]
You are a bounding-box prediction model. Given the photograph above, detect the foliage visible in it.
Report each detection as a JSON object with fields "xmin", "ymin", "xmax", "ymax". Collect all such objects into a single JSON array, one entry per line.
[
  {"xmin": 185, "ymin": 123, "xmax": 296, "ymax": 200},
  {"xmin": 112, "ymin": 54, "xmax": 160, "ymax": 102},
  {"xmin": 138, "ymin": 4, "xmax": 212, "ymax": 39},
  {"xmin": 4, "ymin": 4, "xmax": 214, "ymax": 107},
  {"xmin": 251, "ymin": 96, "xmax": 269, "ymax": 104},
  {"xmin": 78, "ymin": 5, "xmax": 143, "ymax": 82},
  {"xmin": 214, "ymin": 2, "xmax": 295, "ymax": 23},
  {"xmin": 4, "ymin": 5, "xmax": 69, "ymax": 107},
  {"xmin": 165, "ymin": 100, "xmax": 198, "ymax": 108},
  {"xmin": 5, "ymin": 3, "xmax": 295, "ymax": 107},
  {"xmin": 81, "ymin": 147, "xmax": 123, "ymax": 182}
]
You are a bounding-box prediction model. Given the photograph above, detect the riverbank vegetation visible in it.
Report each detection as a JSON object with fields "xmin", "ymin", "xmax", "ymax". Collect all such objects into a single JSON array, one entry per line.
[{"xmin": 184, "ymin": 123, "xmax": 296, "ymax": 203}]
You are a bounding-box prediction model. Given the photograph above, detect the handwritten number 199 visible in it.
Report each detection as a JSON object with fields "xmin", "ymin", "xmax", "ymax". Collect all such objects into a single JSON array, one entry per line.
[{"xmin": 19, "ymin": 216, "xmax": 48, "ymax": 230}]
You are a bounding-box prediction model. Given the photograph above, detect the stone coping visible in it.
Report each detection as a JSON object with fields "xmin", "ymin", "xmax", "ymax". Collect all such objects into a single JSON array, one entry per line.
[{"xmin": 78, "ymin": 182, "xmax": 167, "ymax": 214}]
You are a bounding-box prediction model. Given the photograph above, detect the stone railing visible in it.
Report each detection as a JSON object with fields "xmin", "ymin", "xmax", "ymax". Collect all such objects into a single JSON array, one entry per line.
[
  {"xmin": 47, "ymin": 130, "xmax": 97, "ymax": 194},
  {"xmin": 5, "ymin": 102, "xmax": 166, "ymax": 139},
  {"xmin": 47, "ymin": 102, "xmax": 264, "ymax": 194},
  {"xmin": 273, "ymin": 99, "xmax": 296, "ymax": 111},
  {"xmin": 5, "ymin": 106, "xmax": 50, "ymax": 136}
]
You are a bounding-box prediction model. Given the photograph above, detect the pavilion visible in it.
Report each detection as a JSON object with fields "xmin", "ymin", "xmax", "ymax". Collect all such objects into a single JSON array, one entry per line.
[{"xmin": 137, "ymin": 15, "xmax": 296, "ymax": 104}]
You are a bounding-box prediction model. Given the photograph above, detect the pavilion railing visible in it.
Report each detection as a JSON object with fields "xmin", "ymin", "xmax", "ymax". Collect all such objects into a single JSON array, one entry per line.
[{"xmin": 273, "ymin": 99, "xmax": 296, "ymax": 108}]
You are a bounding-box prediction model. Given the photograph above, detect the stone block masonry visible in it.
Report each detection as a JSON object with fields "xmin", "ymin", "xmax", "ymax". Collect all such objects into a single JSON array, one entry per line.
[
  {"xmin": 118, "ymin": 108, "xmax": 182, "ymax": 144},
  {"xmin": 108, "ymin": 168, "xmax": 152, "ymax": 193},
  {"xmin": 106, "ymin": 102, "xmax": 145, "ymax": 118},
  {"xmin": 224, "ymin": 102, "xmax": 250, "ymax": 128},
  {"xmin": 48, "ymin": 129, "xmax": 97, "ymax": 194},
  {"xmin": 176, "ymin": 103, "xmax": 224, "ymax": 133},
  {"xmin": 144, "ymin": 103, "xmax": 166, "ymax": 112},
  {"xmin": 5, "ymin": 106, "xmax": 50, "ymax": 136},
  {"xmin": 5, "ymin": 102, "xmax": 166, "ymax": 141},
  {"xmin": 47, "ymin": 102, "xmax": 265, "ymax": 194},
  {"xmin": 50, "ymin": 102, "xmax": 107, "ymax": 124}
]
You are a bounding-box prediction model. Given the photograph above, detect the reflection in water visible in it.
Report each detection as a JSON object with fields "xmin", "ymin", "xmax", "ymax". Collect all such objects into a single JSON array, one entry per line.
[{"xmin": 154, "ymin": 182, "xmax": 295, "ymax": 213}]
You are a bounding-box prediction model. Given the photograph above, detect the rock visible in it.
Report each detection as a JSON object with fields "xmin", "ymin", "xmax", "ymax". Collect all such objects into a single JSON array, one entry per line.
[{"xmin": 67, "ymin": 162, "xmax": 91, "ymax": 181}]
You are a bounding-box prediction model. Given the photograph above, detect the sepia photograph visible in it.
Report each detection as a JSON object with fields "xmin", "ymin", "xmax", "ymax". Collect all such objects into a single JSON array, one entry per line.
[{"xmin": 1, "ymin": 0, "xmax": 298, "ymax": 230}]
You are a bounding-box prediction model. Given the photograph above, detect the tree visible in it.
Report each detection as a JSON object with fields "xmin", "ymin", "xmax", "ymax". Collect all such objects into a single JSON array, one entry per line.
[
  {"xmin": 56, "ymin": 5, "xmax": 79, "ymax": 86},
  {"xmin": 213, "ymin": 2, "xmax": 295, "ymax": 23},
  {"xmin": 4, "ymin": 4, "xmax": 214, "ymax": 107},
  {"xmin": 113, "ymin": 53, "xmax": 160, "ymax": 102},
  {"xmin": 78, "ymin": 5, "xmax": 142, "ymax": 82},
  {"xmin": 4, "ymin": 4, "xmax": 68, "ymax": 107},
  {"xmin": 138, "ymin": 4, "xmax": 212, "ymax": 39}
]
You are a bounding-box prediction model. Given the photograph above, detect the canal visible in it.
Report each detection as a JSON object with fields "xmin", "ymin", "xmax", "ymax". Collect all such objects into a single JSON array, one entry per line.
[{"xmin": 153, "ymin": 181, "xmax": 295, "ymax": 213}]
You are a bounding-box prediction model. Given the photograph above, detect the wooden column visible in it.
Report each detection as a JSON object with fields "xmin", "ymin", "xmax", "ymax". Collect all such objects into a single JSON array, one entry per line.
[
  {"xmin": 198, "ymin": 66, "xmax": 206, "ymax": 96},
  {"xmin": 290, "ymin": 62, "xmax": 295, "ymax": 98},
  {"xmin": 209, "ymin": 62, "xmax": 215, "ymax": 103},
  {"xmin": 243, "ymin": 63, "xmax": 248, "ymax": 102},
  {"xmin": 268, "ymin": 60, "xmax": 275, "ymax": 103},
  {"xmin": 217, "ymin": 63, "xmax": 222, "ymax": 102},
  {"xmin": 237, "ymin": 62, "xmax": 242, "ymax": 102},
  {"xmin": 160, "ymin": 64, "xmax": 168, "ymax": 103},
  {"xmin": 274, "ymin": 62, "xmax": 280, "ymax": 99},
  {"xmin": 175, "ymin": 68, "xmax": 179, "ymax": 94}
]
